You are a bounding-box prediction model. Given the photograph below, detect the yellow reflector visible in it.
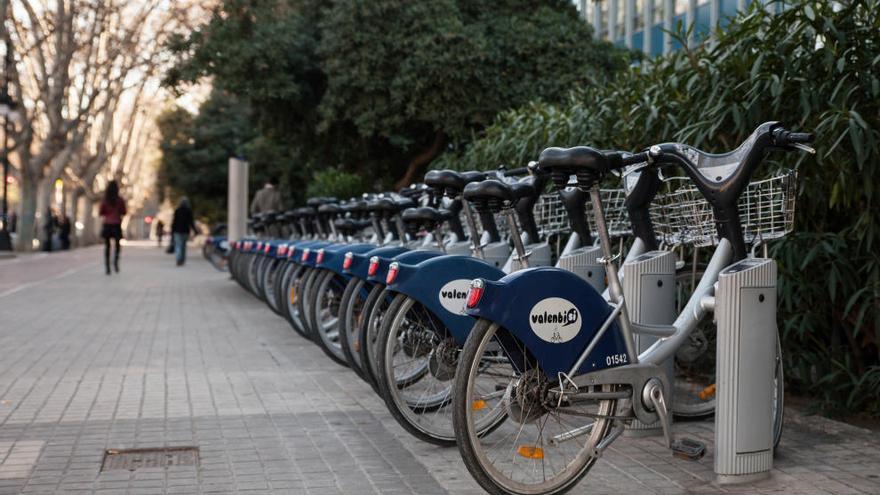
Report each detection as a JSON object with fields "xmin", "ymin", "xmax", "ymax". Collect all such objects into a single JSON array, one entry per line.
[
  {"xmin": 699, "ymin": 384, "xmax": 716, "ymax": 401},
  {"xmin": 289, "ymin": 288, "xmax": 297, "ymax": 305},
  {"xmin": 517, "ymin": 446, "xmax": 544, "ymax": 459},
  {"xmin": 471, "ymin": 400, "xmax": 486, "ymax": 411}
]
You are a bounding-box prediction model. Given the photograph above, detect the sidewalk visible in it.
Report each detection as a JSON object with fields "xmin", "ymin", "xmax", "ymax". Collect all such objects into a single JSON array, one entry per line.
[{"xmin": 0, "ymin": 245, "xmax": 878, "ymax": 494}]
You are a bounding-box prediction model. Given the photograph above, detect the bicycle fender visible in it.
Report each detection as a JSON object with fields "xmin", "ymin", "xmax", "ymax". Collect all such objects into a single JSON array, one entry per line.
[
  {"xmin": 317, "ymin": 243, "xmax": 375, "ymax": 274},
  {"xmin": 388, "ymin": 256, "xmax": 505, "ymax": 344},
  {"xmin": 286, "ymin": 240, "xmax": 324, "ymax": 264},
  {"xmin": 365, "ymin": 250, "xmax": 443, "ymax": 283},
  {"xmin": 345, "ymin": 246, "xmax": 409, "ymax": 279},
  {"xmin": 298, "ymin": 241, "xmax": 333, "ymax": 267},
  {"xmin": 465, "ymin": 267, "xmax": 630, "ymax": 379}
]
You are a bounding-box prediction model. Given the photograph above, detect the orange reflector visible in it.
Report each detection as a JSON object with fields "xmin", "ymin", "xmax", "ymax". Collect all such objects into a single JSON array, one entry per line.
[
  {"xmin": 699, "ymin": 384, "xmax": 716, "ymax": 401},
  {"xmin": 353, "ymin": 341, "xmax": 360, "ymax": 352},
  {"xmin": 517, "ymin": 446, "xmax": 544, "ymax": 459},
  {"xmin": 289, "ymin": 288, "xmax": 297, "ymax": 305},
  {"xmin": 471, "ymin": 400, "xmax": 486, "ymax": 411}
]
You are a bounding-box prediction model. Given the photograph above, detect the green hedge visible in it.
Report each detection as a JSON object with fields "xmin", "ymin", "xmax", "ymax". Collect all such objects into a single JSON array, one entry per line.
[{"xmin": 439, "ymin": 0, "xmax": 880, "ymax": 414}]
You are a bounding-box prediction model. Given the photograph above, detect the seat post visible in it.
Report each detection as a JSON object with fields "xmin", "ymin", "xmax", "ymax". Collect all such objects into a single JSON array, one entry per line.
[
  {"xmin": 433, "ymin": 226, "xmax": 446, "ymax": 253},
  {"xmin": 504, "ymin": 208, "xmax": 529, "ymax": 268},
  {"xmin": 589, "ymin": 185, "xmax": 638, "ymax": 363},
  {"xmin": 460, "ymin": 200, "xmax": 484, "ymax": 259}
]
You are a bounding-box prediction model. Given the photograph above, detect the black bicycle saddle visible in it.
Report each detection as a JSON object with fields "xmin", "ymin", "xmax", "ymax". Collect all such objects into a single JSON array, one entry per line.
[
  {"xmin": 306, "ymin": 196, "xmax": 338, "ymax": 207},
  {"xmin": 317, "ymin": 203, "xmax": 342, "ymax": 215},
  {"xmin": 401, "ymin": 206, "xmax": 450, "ymax": 226},
  {"xmin": 425, "ymin": 169, "xmax": 487, "ymax": 196},
  {"xmin": 463, "ymin": 179, "xmax": 514, "ymax": 203}
]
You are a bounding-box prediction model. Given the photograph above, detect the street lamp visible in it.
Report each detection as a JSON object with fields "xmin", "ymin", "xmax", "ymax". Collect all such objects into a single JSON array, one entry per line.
[{"xmin": 0, "ymin": 39, "xmax": 21, "ymax": 252}]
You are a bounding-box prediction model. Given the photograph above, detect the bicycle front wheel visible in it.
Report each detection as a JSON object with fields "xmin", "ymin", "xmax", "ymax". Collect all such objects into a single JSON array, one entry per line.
[{"xmin": 453, "ymin": 319, "xmax": 617, "ymax": 495}]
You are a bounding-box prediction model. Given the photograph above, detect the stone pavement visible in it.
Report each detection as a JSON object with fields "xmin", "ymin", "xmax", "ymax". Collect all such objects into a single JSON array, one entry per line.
[{"xmin": 0, "ymin": 244, "xmax": 878, "ymax": 495}]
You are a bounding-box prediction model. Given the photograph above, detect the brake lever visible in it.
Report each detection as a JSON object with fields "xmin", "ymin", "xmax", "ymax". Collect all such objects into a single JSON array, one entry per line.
[{"xmin": 791, "ymin": 142, "xmax": 816, "ymax": 154}]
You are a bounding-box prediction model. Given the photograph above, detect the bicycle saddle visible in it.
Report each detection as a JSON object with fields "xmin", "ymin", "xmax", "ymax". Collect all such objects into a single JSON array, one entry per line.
[
  {"xmin": 399, "ymin": 184, "xmax": 427, "ymax": 199},
  {"xmin": 425, "ymin": 169, "xmax": 487, "ymax": 196},
  {"xmin": 342, "ymin": 200, "xmax": 368, "ymax": 214},
  {"xmin": 509, "ymin": 179, "xmax": 536, "ymax": 202},
  {"xmin": 293, "ymin": 206, "xmax": 316, "ymax": 217},
  {"xmin": 306, "ymin": 196, "xmax": 338, "ymax": 207},
  {"xmin": 463, "ymin": 179, "xmax": 515, "ymax": 214},
  {"xmin": 317, "ymin": 203, "xmax": 342, "ymax": 215},
  {"xmin": 401, "ymin": 206, "xmax": 450, "ymax": 225},
  {"xmin": 263, "ymin": 210, "xmax": 278, "ymax": 223}
]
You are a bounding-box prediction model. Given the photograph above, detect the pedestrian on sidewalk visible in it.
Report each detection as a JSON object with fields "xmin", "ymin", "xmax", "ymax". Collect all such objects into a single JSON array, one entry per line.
[
  {"xmin": 99, "ymin": 180, "xmax": 126, "ymax": 275},
  {"xmin": 156, "ymin": 219, "xmax": 165, "ymax": 247},
  {"xmin": 59, "ymin": 216, "xmax": 71, "ymax": 250},
  {"xmin": 250, "ymin": 176, "xmax": 282, "ymax": 215},
  {"xmin": 171, "ymin": 197, "xmax": 198, "ymax": 266}
]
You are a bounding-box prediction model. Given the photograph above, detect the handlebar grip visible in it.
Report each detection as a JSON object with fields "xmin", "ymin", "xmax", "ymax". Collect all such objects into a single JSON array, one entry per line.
[
  {"xmin": 621, "ymin": 151, "xmax": 649, "ymax": 167},
  {"xmin": 773, "ymin": 128, "xmax": 815, "ymax": 146},
  {"xmin": 787, "ymin": 132, "xmax": 814, "ymax": 144}
]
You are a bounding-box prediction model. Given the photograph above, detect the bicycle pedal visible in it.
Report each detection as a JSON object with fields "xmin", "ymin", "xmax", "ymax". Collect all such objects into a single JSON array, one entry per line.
[{"xmin": 671, "ymin": 437, "xmax": 705, "ymax": 461}]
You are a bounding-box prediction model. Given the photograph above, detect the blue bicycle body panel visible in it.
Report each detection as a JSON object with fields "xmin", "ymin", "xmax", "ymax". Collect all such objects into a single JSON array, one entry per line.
[
  {"xmin": 345, "ymin": 246, "xmax": 409, "ymax": 279},
  {"xmin": 465, "ymin": 267, "xmax": 630, "ymax": 379},
  {"xmin": 317, "ymin": 243, "xmax": 375, "ymax": 275},
  {"xmin": 387, "ymin": 256, "xmax": 505, "ymax": 345}
]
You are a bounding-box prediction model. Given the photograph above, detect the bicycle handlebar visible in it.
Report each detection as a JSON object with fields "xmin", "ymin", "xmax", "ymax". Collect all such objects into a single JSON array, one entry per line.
[{"xmin": 772, "ymin": 128, "xmax": 815, "ymax": 146}]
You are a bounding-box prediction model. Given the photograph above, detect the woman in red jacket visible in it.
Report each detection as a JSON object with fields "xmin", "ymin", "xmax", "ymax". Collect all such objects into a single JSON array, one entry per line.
[{"xmin": 99, "ymin": 180, "xmax": 126, "ymax": 275}]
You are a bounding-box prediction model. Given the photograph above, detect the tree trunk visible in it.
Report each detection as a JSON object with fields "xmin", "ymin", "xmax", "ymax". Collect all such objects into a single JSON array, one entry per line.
[
  {"xmin": 69, "ymin": 188, "xmax": 81, "ymax": 246},
  {"xmin": 394, "ymin": 131, "xmax": 446, "ymax": 190},
  {"xmin": 16, "ymin": 175, "xmax": 38, "ymax": 251},
  {"xmin": 81, "ymin": 197, "xmax": 97, "ymax": 245}
]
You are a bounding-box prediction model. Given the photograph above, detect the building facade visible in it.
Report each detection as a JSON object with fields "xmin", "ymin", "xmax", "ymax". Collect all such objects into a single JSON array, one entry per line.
[{"xmin": 576, "ymin": 0, "xmax": 777, "ymax": 56}]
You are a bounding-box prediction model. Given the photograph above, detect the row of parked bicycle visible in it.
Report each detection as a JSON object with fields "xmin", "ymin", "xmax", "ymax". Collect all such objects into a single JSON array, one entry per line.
[{"xmin": 205, "ymin": 122, "xmax": 813, "ymax": 495}]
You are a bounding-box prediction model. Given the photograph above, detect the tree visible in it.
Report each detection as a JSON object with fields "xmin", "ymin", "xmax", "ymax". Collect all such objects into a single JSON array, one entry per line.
[
  {"xmin": 3, "ymin": 0, "xmax": 191, "ymax": 250},
  {"xmin": 164, "ymin": 0, "xmax": 629, "ymax": 196},
  {"xmin": 157, "ymin": 90, "xmax": 298, "ymax": 224}
]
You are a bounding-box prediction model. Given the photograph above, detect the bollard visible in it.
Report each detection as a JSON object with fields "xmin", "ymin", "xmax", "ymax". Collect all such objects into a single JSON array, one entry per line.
[
  {"xmin": 555, "ymin": 243, "xmax": 606, "ymax": 293},
  {"xmin": 714, "ymin": 258, "xmax": 776, "ymax": 483},
  {"xmin": 623, "ymin": 250, "xmax": 676, "ymax": 435},
  {"xmin": 228, "ymin": 157, "xmax": 249, "ymax": 242}
]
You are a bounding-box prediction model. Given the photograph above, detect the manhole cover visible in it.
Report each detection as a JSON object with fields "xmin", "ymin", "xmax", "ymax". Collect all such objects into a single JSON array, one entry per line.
[{"xmin": 101, "ymin": 447, "xmax": 199, "ymax": 471}]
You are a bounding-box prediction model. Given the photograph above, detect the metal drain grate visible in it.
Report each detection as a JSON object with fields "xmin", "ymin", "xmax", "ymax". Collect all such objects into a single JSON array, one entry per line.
[{"xmin": 101, "ymin": 447, "xmax": 199, "ymax": 471}]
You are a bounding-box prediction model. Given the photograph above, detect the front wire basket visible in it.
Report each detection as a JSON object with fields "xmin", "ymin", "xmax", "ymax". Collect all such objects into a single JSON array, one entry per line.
[
  {"xmin": 534, "ymin": 189, "xmax": 632, "ymax": 240},
  {"xmin": 653, "ymin": 170, "xmax": 798, "ymax": 247}
]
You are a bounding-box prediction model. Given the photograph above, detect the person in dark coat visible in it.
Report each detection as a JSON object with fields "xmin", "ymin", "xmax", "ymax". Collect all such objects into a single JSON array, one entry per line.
[
  {"xmin": 155, "ymin": 219, "xmax": 164, "ymax": 247},
  {"xmin": 99, "ymin": 181, "xmax": 126, "ymax": 274},
  {"xmin": 59, "ymin": 216, "xmax": 72, "ymax": 250},
  {"xmin": 171, "ymin": 197, "xmax": 198, "ymax": 266}
]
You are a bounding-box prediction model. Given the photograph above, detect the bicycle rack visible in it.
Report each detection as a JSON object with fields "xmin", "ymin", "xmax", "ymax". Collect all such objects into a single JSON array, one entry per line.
[
  {"xmin": 622, "ymin": 250, "xmax": 676, "ymax": 435},
  {"xmin": 713, "ymin": 257, "xmax": 777, "ymax": 483}
]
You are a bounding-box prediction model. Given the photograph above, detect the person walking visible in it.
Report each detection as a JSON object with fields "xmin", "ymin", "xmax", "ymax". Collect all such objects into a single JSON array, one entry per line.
[
  {"xmin": 59, "ymin": 216, "xmax": 72, "ymax": 250},
  {"xmin": 250, "ymin": 176, "xmax": 282, "ymax": 215},
  {"xmin": 156, "ymin": 219, "xmax": 165, "ymax": 247},
  {"xmin": 99, "ymin": 181, "xmax": 126, "ymax": 275},
  {"xmin": 171, "ymin": 197, "xmax": 198, "ymax": 266}
]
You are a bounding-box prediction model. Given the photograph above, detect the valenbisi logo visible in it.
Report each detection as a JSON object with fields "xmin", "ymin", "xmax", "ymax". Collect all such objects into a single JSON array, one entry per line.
[
  {"xmin": 528, "ymin": 297, "xmax": 581, "ymax": 343},
  {"xmin": 438, "ymin": 279, "xmax": 473, "ymax": 315}
]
